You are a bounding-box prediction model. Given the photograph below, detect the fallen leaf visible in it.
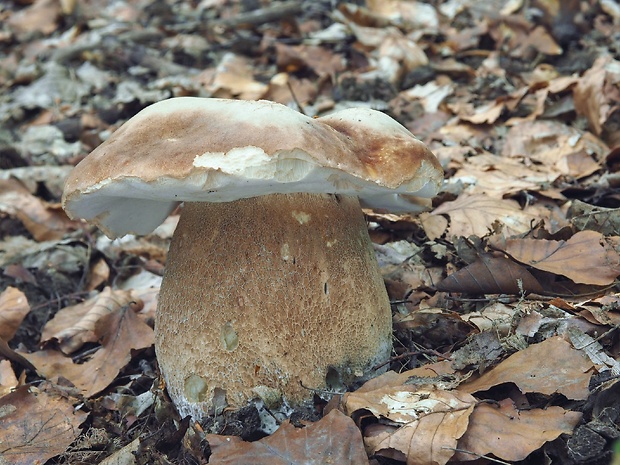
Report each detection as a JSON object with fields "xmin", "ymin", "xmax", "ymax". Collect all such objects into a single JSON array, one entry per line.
[
  {"xmin": 7, "ymin": 0, "xmax": 60, "ymax": 36},
  {"xmin": 429, "ymin": 195, "xmax": 535, "ymax": 238},
  {"xmin": 574, "ymin": 55, "xmax": 620, "ymax": 135},
  {"xmin": 496, "ymin": 230, "xmax": 620, "ymax": 285},
  {"xmin": 454, "ymin": 399, "xmax": 582, "ymax": 462},
  {"xmin": 207, "ymin": 409, "xmax": 368, "ymax": 465},
  {"xmin": 26, "ymin": 301, "xmax": 154, "ymax": 397},
  {"xmin": 0, "ymin": 359, "xmax": 19, "ymax": 397},
  {"xmin": 343, "ymin": 386, "xmax": 476, "ymax": 465},
  {"xmin": 0, "ymin": 286, "xmax": 30, "ymax": 341},
  {"xmin": 0, "ymin": 179, "xmax": 77, "ymax": 241},
  {"xmin": 459, "ymin": 336, "xmax": 593, "ymax": 400},
  {"xmin": 208, "ymin": 52, "xmax": 268, "ymax": 100},
  {"xmin": 435, "ymin": 253, "xmax": 545, "ymax": 294},
  {"xmin": 501, "ymin": 120, "xmax": 608, "ymax": 177},
  {"xmin": 0, "ymin": 385, "xmax": 87, "ymax": 465},
  {"xmin": 40, "ymin": 287, "xmax": 141, "ymax": 354}
]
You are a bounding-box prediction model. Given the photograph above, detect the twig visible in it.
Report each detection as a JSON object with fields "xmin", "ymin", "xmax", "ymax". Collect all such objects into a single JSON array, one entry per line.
[
  {"xmin": 442, "ymin": 447, "xmax": 511, "ymax": 464},
  {"xmin": 373, "ymin": 349, "xmax": 449, "ymax": 370},
  {"xmin": 287, "ymin": 80, "xmax": 306, "ymax": 116}
]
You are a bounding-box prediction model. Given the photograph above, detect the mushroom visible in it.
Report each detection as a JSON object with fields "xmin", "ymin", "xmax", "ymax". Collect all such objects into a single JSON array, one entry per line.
[{"xmin": 62, "ymin": 97, "xmax": 443, "ymax": 421}]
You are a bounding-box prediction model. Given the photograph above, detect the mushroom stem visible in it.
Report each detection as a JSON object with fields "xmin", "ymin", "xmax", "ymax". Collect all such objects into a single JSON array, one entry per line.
[{"xmin": 155, "ymin": 192, "xmax": 392, "ymax": 420}]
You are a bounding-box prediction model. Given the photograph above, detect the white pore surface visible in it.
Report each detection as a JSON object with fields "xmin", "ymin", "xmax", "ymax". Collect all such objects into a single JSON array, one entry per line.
[{"xmin": 66, "ymin": 150, "xmax": 440, "ymax": 238}]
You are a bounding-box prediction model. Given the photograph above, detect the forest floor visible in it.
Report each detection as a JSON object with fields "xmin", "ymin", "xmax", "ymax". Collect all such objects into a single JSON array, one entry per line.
[{"xmin": 1, "ymin": 0, "xmax": 619, "ymax": 464}]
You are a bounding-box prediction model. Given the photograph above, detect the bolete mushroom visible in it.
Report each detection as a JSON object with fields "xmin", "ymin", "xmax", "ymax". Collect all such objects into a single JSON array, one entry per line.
[{"xmin": 62, "ymin": 97, "xmax": 442, "ymax": 421}]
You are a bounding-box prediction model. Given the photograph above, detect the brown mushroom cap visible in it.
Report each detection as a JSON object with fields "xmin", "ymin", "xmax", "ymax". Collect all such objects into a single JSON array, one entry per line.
[{"xmin": 62, "ymin": 97, "xmax": 442, "ymax": 237}]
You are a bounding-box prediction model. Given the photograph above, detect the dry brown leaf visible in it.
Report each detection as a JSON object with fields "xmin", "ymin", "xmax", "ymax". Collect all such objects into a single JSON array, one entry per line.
[
  {"xmin": 207, "ymin": 409, "xmax": 368, "ymax": 465},
  {"xmin": 428, "ymin": 195, "xmax": 536, "ymax": 238},
  {"xmin": 7, "ymin": 0, "xmax": 60, "ymax": 35},
  {"xmin": 366, "ymin": 0, "xmax": 439, "ymax": 31},
  {"xmin": 0, "ymin": 179, "xmax": 77, "ymax": 241},
  {"xmin": 344, "ymin": 386, "xmax": 476, "ymax": 465},
  {"xmin": 0, "ymin": 286, "xmax": 30, "ymax": 341},
  {"xmin": 0, "ymin": 359, "xmax": 19, "ymax": 397},
  {"xmin": 26, "ymin": 302, "xmax": 154, "ymax": 397},
  {"xmin": 209, "ymin": 52, "xmax": 268, "ymax": 100},
  {"xmin": 574, "ymin": 55, "xmax": 620, "ymax": 136},
  {"xmin": 496, "ymin": 230, "xmax": 620, "ymax": 285},
  {"xmin": 0, "ymin": 385, "xmax": 87, "ymax": 465},
  {"xmin": 458, "ymin": 336, "xmax": 593, "ymax": 400},
  {"xmin": 454, "ymin": 399, "xmax": 582, "ymax": 462},
  {"xmin": 450, "ymin": 153, "xmax": 554, "ymax": 197},
  {"xmin": 502, "ymin": 120, "xmax": 607, "ymax": 178},
  {"xmin": 41, "ymin": 287, "xmax": 141, "ymax": 354},
  {"xmin": 419, "ymin": 212, "xmax": 448, "ymax": 240},
  {"xmin": 435, "ymin": 253, "xmax": 545, "ymax": 295},
  {"xmin": 275, "ymin": 43, "xmax": 346, "ymax": 78},
  {"xmin": 457, "ymin": 100, "xmax": 505, "ymax": 124}
]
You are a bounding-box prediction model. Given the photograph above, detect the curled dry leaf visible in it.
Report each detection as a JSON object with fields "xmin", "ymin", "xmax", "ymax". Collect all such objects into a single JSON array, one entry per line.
[
  {"xmin": 25, "ymin": 302, "xmax": 154, "ymax": 397},
  {"xmin": 0, "ymin": 286, "xmax": 30, "ymax": 341},
  {"xmin": 40, "ymin": 287, "xmax": 142, "ymax": 354},
  {"xmin": 494, "ymin": 230, "xmax": 620, "ymax": 286},
  {"xmin": 207, "ymin": 409, "xmax": 368, "ymax": 465},
  {"xmin": 459, "ymin": 336, "xmax": 593, "ymax": 400},
  {"xmin": 435, "ymin": 252, "xmax": 545, "ymax": 295},
  {"xmin": 454, "ymin": 399, "xmax": 582, "ymax": 462},
  {"xmin": 0, "ymin": 385, "xmax": 87, "ymax": 465},
  {"xmin": 0, "ymin": 179, "xmax": 77, "ymax": 241},
  {"xmin": 343, "ymin": 386, "xmax": 476, "ymax": 465}
]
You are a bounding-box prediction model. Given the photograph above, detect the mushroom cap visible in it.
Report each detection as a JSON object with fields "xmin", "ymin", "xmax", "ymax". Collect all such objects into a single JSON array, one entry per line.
[{"xmin": 62, "ymin": 97, "xmax": 442, "ymax": 238}]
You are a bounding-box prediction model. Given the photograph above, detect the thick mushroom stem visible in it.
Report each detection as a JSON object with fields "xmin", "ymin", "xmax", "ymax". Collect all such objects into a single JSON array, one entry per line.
[{"xmin": 155, "ymin": 192, "xmax": 393, "ymax": 420}]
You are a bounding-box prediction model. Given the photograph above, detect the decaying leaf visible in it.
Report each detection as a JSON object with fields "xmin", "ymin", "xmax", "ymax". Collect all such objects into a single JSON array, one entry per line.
[
  {"xmin": 459, "ymin": 336, "xmax": 593, "ymax": 400},
  {"xmin": 0, "ymin": 385, "xmax": 87, "ymax": 465},
  {"xmin": 454, "ymin": 399, "xmax": 582, "ymax": 462},
  {"xmin": 207, "ymin": 409, "xmax": 368, "ymax": 465},
  {"xmin": 495, "ymin": 230, "xmax": 620, "ymax": 285},
  {"xmin": 343, "ymin": 386, "xmax": 476, "ymax": 465},
  {"xmin": 567, "ymin": 326, "xmax": 620, "ymax": 376},
  {"xmin": 569, "ymin": 200, "xmax": 620, "ymax": 236}
]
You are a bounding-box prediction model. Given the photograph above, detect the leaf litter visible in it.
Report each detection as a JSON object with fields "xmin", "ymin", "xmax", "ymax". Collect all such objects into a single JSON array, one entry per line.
[{"xmin": 0, "ymin": 0, "xmax": 619, "ymax": 463}]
